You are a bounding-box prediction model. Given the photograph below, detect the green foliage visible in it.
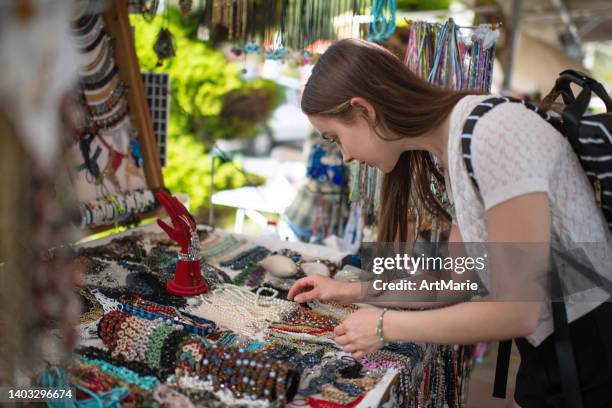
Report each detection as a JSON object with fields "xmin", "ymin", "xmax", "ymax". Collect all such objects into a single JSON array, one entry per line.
[
  {"xmin": 131, "ymin": 7, "xmax": 283, "ymax": 143},
  {"xmin": 162, "ymin": 136, "xmax": 264, "ymax": 213},
  {"xmin": 130, "ymin": 7, "xmax": 273, "ymax": 215},
  {"xmin": 396, "ymin": 0, "xmax": 451, "ymax": 11}
]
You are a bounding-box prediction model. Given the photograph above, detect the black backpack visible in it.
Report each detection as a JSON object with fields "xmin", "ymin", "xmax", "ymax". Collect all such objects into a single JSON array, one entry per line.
[{"xmin": 461, "ymin": 70, "xmax": 612, "ymax": 408}]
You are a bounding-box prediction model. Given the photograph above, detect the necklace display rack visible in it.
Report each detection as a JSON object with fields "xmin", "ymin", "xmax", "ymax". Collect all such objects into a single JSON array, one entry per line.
[{"xmin": 68, "ymin": 0, "xmax": 164, "ymax": 234}]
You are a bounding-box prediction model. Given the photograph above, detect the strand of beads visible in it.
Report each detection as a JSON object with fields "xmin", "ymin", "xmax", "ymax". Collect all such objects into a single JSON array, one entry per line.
[
  {"xmin": 232, "ymin": 263, "xmax": 267, "ymax": 287},
  {"xmin": 269, "ymin": 321, "xmax": 335, "ymax": 336},
  {"xmin": 191, "ymin": 284, "xmax": 296, "ymax": 337},
  {"xmin": 284, "ymin": 306, "xmax": 341, "ymax": 332},
  {"xmin": 219, "ymin": 246, "xmax": 271, "ymax": 270},
  {"xmin": 266, "ymin": 336, "xmax": 340, "ymax": 354},
  {"xmin": 168, "ymin": 374, "xmax": 256, "ymax": 407},
  {"xmin": 361, "ymin": 349, "xmax": 413, "ymax": 401},
  {"xmin": 76, "ymin": 354, "xmax": 160, "ymax": 392},
  {"xmin": 200, "ymin": 262, "xmax": 232, "ymax": 286},
  {"xmin": 119, "ymin": 302, "xmax": 216, "ymax": 337},
  {"xmin": 59, "ymin": 356, "xmax": 152, "ymax": 406},
  {"xmin": 76, "ymin": 346, "xmax": 159, "ymax": 379},
  {"xmin": 267, "ymin": 329, "xmax": 337, "ymax": 343},
  {"xmin": 307, "ymin": 300, "xmax": 360, "ymax": 321}
]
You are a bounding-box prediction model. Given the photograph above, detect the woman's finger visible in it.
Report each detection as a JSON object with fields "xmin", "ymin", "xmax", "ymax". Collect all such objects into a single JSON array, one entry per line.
[
  {"xmin": 335, "ymin": 334, "xmax": 350, "ymax": 346},
  {"xmin": 294, "ymin": 288, "xmax": 319, "ymax": 304},
  {"xmin": 287, "ymin": 277, "xmax": 315, "ymax": 300},
  {"xmin": 342, "ymin": 344, "xmax": 359, "ymax": 353},
  {"xmin": 352, "ymin": 351, "xmax": 365, "ymax": 360},
  {"xmin": 334, "ymin": 324, "xmax": 346, "ymax": 336}
]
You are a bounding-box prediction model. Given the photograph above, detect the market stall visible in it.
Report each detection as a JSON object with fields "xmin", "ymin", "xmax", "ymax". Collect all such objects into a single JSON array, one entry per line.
[
  {"xmin": 59, "ymin": 219, "xmax": 472, "ymax": 407},
  {"xmin": 3, "ymin": 1, "xmax": 490, "ymax": 407}
]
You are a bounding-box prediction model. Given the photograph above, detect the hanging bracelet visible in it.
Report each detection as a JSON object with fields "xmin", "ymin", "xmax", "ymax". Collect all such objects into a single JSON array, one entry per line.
[{"xmin": 377, "ymin": 308, "xmax": 389, "ymax": 346}]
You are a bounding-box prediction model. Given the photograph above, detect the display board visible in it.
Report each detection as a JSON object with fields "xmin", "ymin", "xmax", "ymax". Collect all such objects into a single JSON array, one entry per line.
[
  {"xmin": 142, "ymin": 72, "xmax": 170, "ymax": 167},
  {"xmin": 67, "ymin": 0, "xmax": 164, "ymax": 233}
]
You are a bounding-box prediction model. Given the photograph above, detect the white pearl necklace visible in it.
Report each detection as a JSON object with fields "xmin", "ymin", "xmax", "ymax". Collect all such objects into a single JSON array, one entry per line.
[{"xmin": 191, "ymin": 284, "xmax": 296, "ymax": 337}]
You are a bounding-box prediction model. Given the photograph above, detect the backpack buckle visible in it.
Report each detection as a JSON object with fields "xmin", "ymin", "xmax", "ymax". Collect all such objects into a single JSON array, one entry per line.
[{"xmin": 594, "ymin": 178, "xmax": 602, "ymax": 208}]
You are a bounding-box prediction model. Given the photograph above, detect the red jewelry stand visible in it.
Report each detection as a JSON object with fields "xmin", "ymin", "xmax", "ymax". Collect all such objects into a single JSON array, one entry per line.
[{"xmin": 156, "ymin": 190, "xmax": 208, "ymax": 296}]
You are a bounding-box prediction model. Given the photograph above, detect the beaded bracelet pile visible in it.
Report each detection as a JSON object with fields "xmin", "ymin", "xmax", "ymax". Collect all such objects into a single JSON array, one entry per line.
[
  {"xmin": 60, "ymin": 356, "xmax": 152, "ymax": 406},
  {"xmin": 76, "ymin": 346, "xmax": 159, "ymax": 380},
  {"xmin": 197, "ymin": 344, "xmax": 299, "ymax": 407},
  {"xmin": 76, "ymin": 354, "xmax": 160, "ymax": 392},
  {"xmin": 79, "ymin": 188, "xmax": 158, "ymax": 228}
]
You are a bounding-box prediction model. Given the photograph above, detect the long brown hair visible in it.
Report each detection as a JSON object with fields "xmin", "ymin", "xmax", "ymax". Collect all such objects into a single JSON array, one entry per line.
[{"xmin": 301, "ymin": 38, "xmax": 482, "ymax": 242}]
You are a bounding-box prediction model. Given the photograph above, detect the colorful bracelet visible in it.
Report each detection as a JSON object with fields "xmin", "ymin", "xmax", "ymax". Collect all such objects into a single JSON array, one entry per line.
[{"xmin": 377, "ymin": 308, "xmax": 389, "ymax": 346}]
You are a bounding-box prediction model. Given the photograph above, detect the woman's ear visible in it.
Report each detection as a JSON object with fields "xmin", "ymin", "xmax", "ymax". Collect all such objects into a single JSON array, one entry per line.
[{"xmin": 349, "ymin": 97, "xmax": 376, "ymax": 122}]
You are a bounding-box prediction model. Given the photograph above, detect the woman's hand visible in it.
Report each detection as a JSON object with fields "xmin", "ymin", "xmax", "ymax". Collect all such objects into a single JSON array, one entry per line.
[
  {"xmin": 287, "ymin": 275, "xmax": 359, "ymax": 304},
  {"xmin": 334, "ymin": 308, "xmax": 385, "ymax": 359}
]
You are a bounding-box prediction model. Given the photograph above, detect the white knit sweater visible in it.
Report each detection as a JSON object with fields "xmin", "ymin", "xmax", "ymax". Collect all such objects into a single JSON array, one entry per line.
[{"xmin": 445, "ymin": 95, "xmax": 612, "ymax": 346}]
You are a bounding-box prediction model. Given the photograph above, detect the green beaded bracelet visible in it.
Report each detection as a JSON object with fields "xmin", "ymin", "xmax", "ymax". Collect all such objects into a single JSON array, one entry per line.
[{"xmin": 377, "ymin": 308, "xmax": 389, "ymax": 346}]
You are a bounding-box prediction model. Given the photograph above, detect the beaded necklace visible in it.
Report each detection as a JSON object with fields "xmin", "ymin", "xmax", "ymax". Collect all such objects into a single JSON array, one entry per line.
[
  {"xmin": 73, "ymin": 15, "xmax": 104, "ymax": 47},
  {"xmin": 78, "ymin": 288, "xmax": 104, "ymax": 324},
  {"xmin": 76, "ymin": 354, "xmax": 160, "ymax": 391},
  {"xmin": 76, "ymin": 346, "xmax": 160, "ymax": 379},
  {"xmin": 80, "ymin": 44, "xmax": 115, "ymax": 86},
  {"xmin": 219, "ymin": 245, "xmax": 270, "ymax": 270},
  {"xmin": 86, "ymin": 81, "xmax": 127, "ymax": 118},
  {"xmin": 361, "ymin": 349, "xmax": 412, "ymax": 400},
  {"xmin": 307, "ymin": 300, "xmax": 359, "ymax": 321},
  {"xmin": 232, "ymin": 262, "xmax": 267, "ymax": 287},
  {"xmin": 284, "ymin": 306, "xmax": 340, "ymax": 332},
  {"xmin": 192, "ymin": 284, "xmax": 296, "ymax": 338},
  {"xmin": 79, "ymin": 38, "xmax": 110, "ymax": 73}
]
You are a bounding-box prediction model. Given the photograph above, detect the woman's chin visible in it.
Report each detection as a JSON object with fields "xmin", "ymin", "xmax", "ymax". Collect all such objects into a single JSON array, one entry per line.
[{"xmin": 375, "ymin": 162, "xmax": 393, "ymax": 174}]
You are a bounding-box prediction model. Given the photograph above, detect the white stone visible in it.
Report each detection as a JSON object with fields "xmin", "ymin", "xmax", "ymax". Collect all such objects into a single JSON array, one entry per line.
[
  {"xmin": 300, "ymin": 261, "xmax": 330, "ymax": 277},
  {"xmin": 259, "ymin": 255, "xmax": 298, "ymax": 278}
]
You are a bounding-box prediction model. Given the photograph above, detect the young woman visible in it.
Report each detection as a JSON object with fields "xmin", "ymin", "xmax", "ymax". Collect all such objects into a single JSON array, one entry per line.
[{"xmin": 287, "ymin": 39, "xmax": 612, "ymax": 407}]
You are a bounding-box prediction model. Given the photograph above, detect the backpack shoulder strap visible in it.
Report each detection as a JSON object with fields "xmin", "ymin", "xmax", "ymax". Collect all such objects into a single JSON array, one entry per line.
[
  {"xmin": 461, "ymin": 96, "xmax": 582, "ymax": 404},
  {"xmin": 461, "ymin": 96, "xmax": 563, "ymax": 192}
]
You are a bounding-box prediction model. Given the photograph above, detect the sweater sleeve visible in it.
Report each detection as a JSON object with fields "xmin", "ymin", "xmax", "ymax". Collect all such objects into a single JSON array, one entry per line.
[{"xmin": 470, "ymin": 102, "xmax": 565, "ymax": 210}]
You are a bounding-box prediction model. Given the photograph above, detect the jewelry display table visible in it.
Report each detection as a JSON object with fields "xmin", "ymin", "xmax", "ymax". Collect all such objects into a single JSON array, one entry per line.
[{"xmin": 61, "ymin": 221, "xmax": 468, "ymax": 407}]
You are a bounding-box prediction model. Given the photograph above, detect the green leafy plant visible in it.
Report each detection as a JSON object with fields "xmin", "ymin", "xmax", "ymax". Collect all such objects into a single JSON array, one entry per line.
[
  {"xmin": 130, "ymin": 7, "xmax": 277, "ymax": 216},
  {"xmin": 396, "ymin": 0, "xmax": 451, "ymax": 12}
]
